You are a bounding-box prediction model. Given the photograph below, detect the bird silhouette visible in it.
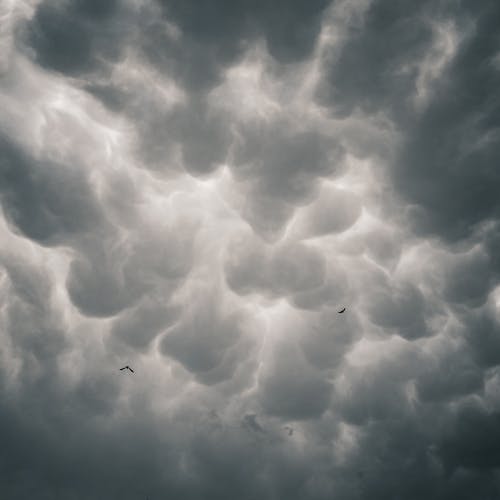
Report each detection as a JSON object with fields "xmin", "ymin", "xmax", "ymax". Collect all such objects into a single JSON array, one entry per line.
[
  {"xmin": 337, "ymin": 307, "xmax": 346, "ymax": 314},
  {"xmin": 119, "ymin": 365, "xmax": 134, "ymax": 373}
]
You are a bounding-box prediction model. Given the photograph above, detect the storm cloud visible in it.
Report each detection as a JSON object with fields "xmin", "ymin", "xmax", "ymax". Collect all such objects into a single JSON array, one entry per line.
[{"xmin": 1, "ymin": 0, "xmax": 499, "ymax": 498}]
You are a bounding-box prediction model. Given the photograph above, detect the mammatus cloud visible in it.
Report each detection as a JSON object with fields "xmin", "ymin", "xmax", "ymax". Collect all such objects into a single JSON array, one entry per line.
[{"xmin": 1, "ymin": 0, "xmax": 499, "ymax": 498}]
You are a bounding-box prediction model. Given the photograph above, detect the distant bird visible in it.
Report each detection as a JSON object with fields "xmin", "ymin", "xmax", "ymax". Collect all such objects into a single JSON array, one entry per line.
[
  {"xmin": 338, "ymin": 307, "xmax": 346, "ymax": 314},
  {"xmin": 284, "ymin": 425, "xmax": 294, "ymax": 436},
  {"xmin": 119, "ymin": 365, "xmax": 134, "ymax": 373}
]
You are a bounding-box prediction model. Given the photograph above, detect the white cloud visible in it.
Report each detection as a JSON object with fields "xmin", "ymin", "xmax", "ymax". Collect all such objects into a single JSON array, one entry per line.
[{"xmin": 1, "ymin": 1, "xmax": 500, "ymax": 498}]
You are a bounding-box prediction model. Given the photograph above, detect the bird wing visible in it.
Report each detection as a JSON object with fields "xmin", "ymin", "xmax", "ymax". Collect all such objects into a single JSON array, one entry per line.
[
  {"xmin": 128, "ymin": 367, "xmax": 135, "ymax": 373},
  {"xmin": 119, "ymin": 367, "xmax": 126, "ymax": 370},
  {"xmin": 338, "ymin": 307, "xmax": 346, "ymax": 313}
]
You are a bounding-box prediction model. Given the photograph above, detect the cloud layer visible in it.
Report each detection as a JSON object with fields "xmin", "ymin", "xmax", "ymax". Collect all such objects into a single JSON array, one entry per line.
[{"xmin": 1, "ymin": 0, "xmax": 499, "ymax": 498}]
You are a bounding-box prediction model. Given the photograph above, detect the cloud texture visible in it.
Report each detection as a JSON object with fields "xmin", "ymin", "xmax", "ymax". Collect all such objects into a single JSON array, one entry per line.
[{"xmin": 1, "ymin": 0, "xmax": 499, "ymax": 498}]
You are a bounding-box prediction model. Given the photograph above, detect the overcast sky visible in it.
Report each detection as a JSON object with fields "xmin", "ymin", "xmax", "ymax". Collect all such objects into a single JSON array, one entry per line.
[{"xmin": 1, "ymin": 1, "xmax": 500, "ymax": 499}]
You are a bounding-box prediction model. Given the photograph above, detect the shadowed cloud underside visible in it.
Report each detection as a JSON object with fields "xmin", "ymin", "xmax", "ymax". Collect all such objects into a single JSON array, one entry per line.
[{"xmin": 1, "ymin": 0, "xmax": 499, "ymax": 498}]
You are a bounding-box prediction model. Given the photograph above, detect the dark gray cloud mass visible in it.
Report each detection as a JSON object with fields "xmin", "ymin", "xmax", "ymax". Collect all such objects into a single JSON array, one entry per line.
[{"xmin": 1, "ymin": 0, "xmax": 500, "ymax": 498}]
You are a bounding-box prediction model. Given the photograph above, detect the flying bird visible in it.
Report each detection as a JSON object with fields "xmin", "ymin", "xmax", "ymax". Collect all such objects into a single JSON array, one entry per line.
[
  {"xmin": 119, "ymin": 365, "xmax": 134, "ymax": 373},
  {"xmin": 284, "ymin": 425, "xmax": 294, "ymax": 436},
  {"xmin": 338, "ymin": 307, "xmax": 346, "ymax": 314}
]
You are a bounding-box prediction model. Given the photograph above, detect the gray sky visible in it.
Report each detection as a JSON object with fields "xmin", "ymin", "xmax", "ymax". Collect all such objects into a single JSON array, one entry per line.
[{"xmin": 1, "ymin": 1, "xmax": 500, "ymax": 498}]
